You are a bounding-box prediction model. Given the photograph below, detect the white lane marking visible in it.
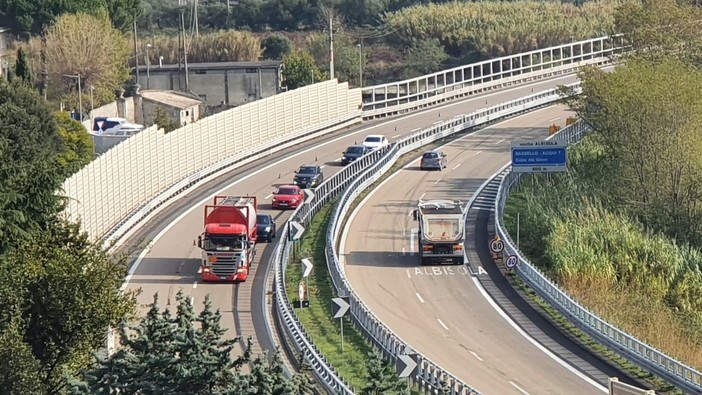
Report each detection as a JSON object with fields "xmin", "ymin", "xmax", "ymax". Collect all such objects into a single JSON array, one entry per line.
[
  {"xmin": 402, "ymin": 247, "xmax": 406, "ymax": 256},
  {"xmin": 472, "ymin": 150, "xmax": 482, "ymax": 157},
  {"xmin": 452, "ymin": 162, "xmax": 461, "ymax": 170},
  {"xmin": 392, "ymin": 134, "xmax": 401, "ymax": 138},
  {"xmin": 419, "ymin": 193, "xmax": 425, "ymax": 200},
  {"xmin": 437, "ymin": 319, "xmax": 449, "ymax": 331},
  {"xmin": 320, "ymin": 165, "xmax": 326, "ymax": 169},
  {"xmin": 338, "ymin": 105, "xmax": 565, "ymax": 263},
  {"xmin": 264, "ymin": 194, "xmax": 273, "ymax": 199},
  {"xmin": 496, "ymin": 138, "xmax": 506, "ymax": 144},
  {"xmin": 411, "ymin": 127, "xmax": 421, "ymax": 132},
  {"xmin": 469, "ymin": 350, "xmax": 483, "ymax": 361},
  {"xmin": 434, "ymin": 178, "xmax": 442, "ymax": 185},
  {"xmin": 189, "ymin": 296, "xmax": 195, "ymax": 306},
  {"xmin": 193, "ymin": 281, "xmax": 198, "ymax": 289},
  {"xmin": 509, "ymin": 381, "xmax": 530, "ymax": 395},
  {"xmin": 471, "ymin": 275, "xmax": 607, "ymax": 392},
  {"xmin": 197, "ymin": 267, "xmax": 202, "ymax": 274},
  {"xmin": 416, "ymin": 293, "xmax": 425, "ymax": 303},
  {"xmin": 548, "ymin": 116, "xmax": 561, "ymax": 122},
  {"xmin": 407, "ymin": 210, "xmax": 414, "ymax": 217},
  {"xmin": 336, "ymin": 106, "xmax": 607, "ymax": 393},
  {"xmin": 126, "ymin": 80, "xmax": 558, "ymax": 287},
  {"xmin": 406, "ymin": 269, "xmax": 411, "ymax": 279}
]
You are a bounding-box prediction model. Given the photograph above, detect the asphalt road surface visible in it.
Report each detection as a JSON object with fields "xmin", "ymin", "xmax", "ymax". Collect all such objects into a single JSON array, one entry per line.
[
  {"xmin": 339, "ymin": 105, "xmax": 617, "ymax": 395},
  {"xmin": 120, "ymin": 74, "xmax": 588, "ymax": 365}
]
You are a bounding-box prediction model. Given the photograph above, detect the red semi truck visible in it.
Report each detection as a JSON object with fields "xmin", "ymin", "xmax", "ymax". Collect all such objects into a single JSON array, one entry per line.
[{"xmin": 196, "ymin": 196, "xmax": 258, "ymax": 282}]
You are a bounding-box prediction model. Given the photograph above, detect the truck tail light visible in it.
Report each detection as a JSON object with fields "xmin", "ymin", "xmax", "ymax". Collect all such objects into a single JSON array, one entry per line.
[
  {"xmin": 453, "ymin": 244, "xmax": 463, "ymax": 250},
  {"xmin": 423, "ymin": 245, "xmax": 432, "ymax": 251}
]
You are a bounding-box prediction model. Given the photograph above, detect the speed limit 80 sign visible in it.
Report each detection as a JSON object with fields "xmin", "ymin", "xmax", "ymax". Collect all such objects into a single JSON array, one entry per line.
[{"xmin": 489, "ymin": 237, "xmax": 504, "ymax": 253}]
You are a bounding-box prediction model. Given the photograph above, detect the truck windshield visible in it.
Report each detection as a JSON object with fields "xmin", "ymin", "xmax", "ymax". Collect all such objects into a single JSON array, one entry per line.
[
  {"xmin": 424, "ymin": 219, "xmax": 461, "ymax": 241},
  {"xmin": 204, "ymin": 235, "xmax": 246, "ymax": 251}
]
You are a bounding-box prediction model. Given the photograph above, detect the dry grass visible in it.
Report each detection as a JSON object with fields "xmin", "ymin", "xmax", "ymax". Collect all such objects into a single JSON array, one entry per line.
[
  {"xmin": 383, "ymin": 1, "xmax": 630, "ymax": 57},
  {"xmin": 504, "ymin": 136, "xmax": 702, "ymax": 371},
  {"xmin": 148, "ymin": 30, "xmax": 262, "ymax": 64}
]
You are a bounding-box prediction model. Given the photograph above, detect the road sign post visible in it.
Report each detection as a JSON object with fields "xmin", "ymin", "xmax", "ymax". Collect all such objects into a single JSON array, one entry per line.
[
  {"xmin": 332, "ymin": 296, "xmax": 350, "ymax": 353},
  {"xmin": 511, "ymin": 140, "xmax": 568, "ymax": 173},
  {"xmin": 301, "ymin": 258, "xmax": 313, "ymax": 308},
  {"xmin": 489, "ymin": 235, "xmax": 504, "ymax": 262},
  {"xmin": 288, "ymin": 220, "xmax": 305, "ymax": 242},
  {"xmin": 505, "ymin": 255, "xmax": 518, "ymax": 273},
  {"xmin": 396, "ymin": 352, "xmax": 418, "ymax": 378}
]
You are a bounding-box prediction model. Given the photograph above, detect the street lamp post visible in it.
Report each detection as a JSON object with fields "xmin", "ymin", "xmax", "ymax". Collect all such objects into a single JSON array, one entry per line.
[
  {"xmin": 89, "ymin": 85, "xmax": 94, "ymax": 125},
  {"xmin": 63, "ymin": 73, "xmax": 83, "ymax": 121},
  {"xmin": 145, "ymin": 43, "xmax": 152, "ymax": 89},
  {"xmin": 357, "ymin": 42, "xmax": 363, "ymax": 88}
]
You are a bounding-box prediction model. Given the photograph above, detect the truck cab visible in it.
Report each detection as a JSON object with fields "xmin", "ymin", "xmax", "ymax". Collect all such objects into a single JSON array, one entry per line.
[
  {"xmin": 412, "ymin": 199, "xmax": 465, "ymax": 265},
  {"xmin": 197, "ymin": 196, "xmax": 258, "ymax": 282}
]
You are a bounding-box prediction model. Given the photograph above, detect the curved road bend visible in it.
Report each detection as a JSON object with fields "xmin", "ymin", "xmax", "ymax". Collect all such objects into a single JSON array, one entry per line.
[
  {"xmin": 119, "ymin": 74, "xmax": 587, "ymax": 363},
  {"xmin": 341, "ymin": 106, "xmax": 624, "ymax": 394}
]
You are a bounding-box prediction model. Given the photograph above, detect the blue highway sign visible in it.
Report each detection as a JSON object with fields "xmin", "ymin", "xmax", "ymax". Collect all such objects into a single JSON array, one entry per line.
[{"xmin": 511, "ymin": 140, "xmax": 567, "ymax": 173}]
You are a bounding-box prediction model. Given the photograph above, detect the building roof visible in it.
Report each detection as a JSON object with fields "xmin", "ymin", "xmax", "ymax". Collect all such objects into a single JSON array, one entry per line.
[
  {"xmin": 137, "ymin": 60, "xmax": 282, "ymax": 72},
  {"xmin": 140, "ymin": 90, "xmax": 202, "ymax": 109}
]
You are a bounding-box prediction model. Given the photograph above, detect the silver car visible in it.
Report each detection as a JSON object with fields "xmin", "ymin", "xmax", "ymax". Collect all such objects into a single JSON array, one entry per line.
[{"xmin": 420, "ymin": 150, "xmax": 447, "ymax": 170}]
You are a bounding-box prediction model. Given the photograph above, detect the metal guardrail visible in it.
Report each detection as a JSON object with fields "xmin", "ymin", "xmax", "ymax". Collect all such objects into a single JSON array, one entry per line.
[
  {"xmin": 274, "ymin": 84, "xmax": 581, "ymax": 394},
  {"xmin": 359, "ymin": 35, "xmax": 626, "ymax": 119},
  {"xmin": 494, "ymin": 120, "xmax": 702, "ymax": 394}
]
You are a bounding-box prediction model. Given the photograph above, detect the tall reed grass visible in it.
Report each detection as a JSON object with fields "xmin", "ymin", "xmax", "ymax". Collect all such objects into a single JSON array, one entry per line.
[
  {"xmin": 504, "ymin": 135, "xmax": 702, "ymax": 370},
  {"xmin": 147, "ymin": 30, "xmax": 262, "ymax": 64},
  {"xmin": 383, "ymin": 1, "xmax": 629, "ymax": 57}
]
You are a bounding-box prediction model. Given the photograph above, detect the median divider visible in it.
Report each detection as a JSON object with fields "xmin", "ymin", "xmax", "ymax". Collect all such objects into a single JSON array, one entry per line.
[{"xmin": 274, "ymin": 84, "xmax": 582, "ymax": 394}]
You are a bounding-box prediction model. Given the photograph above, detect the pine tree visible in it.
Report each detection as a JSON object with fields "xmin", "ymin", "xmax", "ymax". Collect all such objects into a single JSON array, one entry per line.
[
  {"xmin": 14, "ymin": 48, "xmax": 32, "ymax": 85},
  {"xmin": 289, "ymin": 353, "xmax": 317, "ymax": 395},
  {"xmin": 70, "ymin": 292, "xmax": 249, "ymax": 394},
  {"xmin": 247, "ymin": 354, "xmax": 275, "ymax": 395},
  {"xmin": 270, "ymin": 349, "xmax": 292, "ymax": 395},
  {"xmin": 361, "ymin": 350, "xmax": 406, "ymax": 395}
]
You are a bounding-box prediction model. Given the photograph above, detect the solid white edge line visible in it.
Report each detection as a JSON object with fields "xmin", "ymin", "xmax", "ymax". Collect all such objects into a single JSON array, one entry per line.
[
  {"xmin": 469, "ymin": 350, "xmax": 484, "ymax": 362},
  {"xmin": 340, "ymin": 106, "xmax": 608, "ymax": 393},
  {"xmin": 509, "ymin": 381, "xmax": 531, "ymax": 395},
  {"xmin": 416, "ymin": 293, "xmax": 425, "ymax": 304}
]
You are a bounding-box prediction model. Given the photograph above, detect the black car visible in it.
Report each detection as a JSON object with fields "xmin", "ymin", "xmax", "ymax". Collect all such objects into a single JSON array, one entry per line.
[
  {"xmin": 293, "ymin": 164, "xmax": 324, "ymax": 188},
  {"xmin": 341, "ymin": 145, "xmax": 368, "ymax": 165},
  {"xmin": 256, "ymin": 214, "xmax": 276, "ymax": 242}
]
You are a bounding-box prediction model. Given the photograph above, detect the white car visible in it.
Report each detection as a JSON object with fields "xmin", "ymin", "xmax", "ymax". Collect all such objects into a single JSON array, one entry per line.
[
  {"xmin": 93, "ymin": 117, "xmax": 145, "ymax": 136},
  {"xmin": 362, "ymin": 134, "xmax": 389, "ymax": 151}
]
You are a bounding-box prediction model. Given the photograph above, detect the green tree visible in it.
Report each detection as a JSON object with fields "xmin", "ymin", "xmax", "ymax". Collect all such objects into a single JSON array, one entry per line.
[
  {"xmin": 71, "ymin": 292, "xmax": 249, "ymax": 394},
  {"xmin": 283, "ymin": 51, "xmax": 326, "ymax": 90},
  {"xmin": 105, "ymin": 0, "xmax": 143, "ymax": 32},
  {"xmin": 561, "ymin": 59, "xmax": 702, "ymax": 245},
  {"xmin": 614, "ymin": 0, "xmax": 702, "ymax": 64},
  {"xmin": 55, "ymin": 111, "xmax": 95, "ymax": 177},
  {"xmin": 14, "ymin": 48, "xmax": 32, "ymax": 85},
  {"xmin": 361, "ymin": 350, "xmax": 406, "ymax": 395},
  {"xmin": 0, "ymin": 80, "xmax": 65, "ymax": 255},
  {"xmin": 153, "ymin": 106, "xmax": 181, "ymax": 133},
  {"xmin": 307, "ymin": 31, "xmax": 364, "ymax": 85},
  {"xmin": 403, "ymin": 38, "xmax": 448, "ymax": 78},
  {"xmin": 262, "ymin": 33, "xmax": 293, "ymax": 60},
  {"xmin": 289, "ymin": 353, "xmax": 316, "ymax": 394},
  {"xmin": 0, "ymin": 220, "xmax": 136, "ymax": 394},
  {"xmin": 41, "ymin": 10, "xmax": 130, "ymax": 109}
]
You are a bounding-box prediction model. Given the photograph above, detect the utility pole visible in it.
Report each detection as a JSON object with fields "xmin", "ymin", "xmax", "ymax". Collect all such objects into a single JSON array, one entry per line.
[
  {"xmin": 180, "ymin": 11, "xmax": 190, "ymax": 90},
  {"xmin": 193, "ymin": 0, "xmax": 200, "ymax": 37},
  {"xmin": 329, "ymin": 17, "xmax": 334, "ymax": 81},
  {"xmin": 133, "ymin": 20, "xmax": 140, "ymax": 86}
]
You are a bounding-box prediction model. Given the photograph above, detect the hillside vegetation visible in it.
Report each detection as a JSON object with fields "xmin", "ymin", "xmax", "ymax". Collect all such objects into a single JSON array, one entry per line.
[{"xmin": 504, "ymin": 0, "xmax": 702, "ymax": 374}]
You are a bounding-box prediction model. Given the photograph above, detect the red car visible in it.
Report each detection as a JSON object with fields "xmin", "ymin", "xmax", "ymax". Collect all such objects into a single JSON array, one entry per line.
[{"xmin": 272, "ymin": 185, "xmax": 305, "ymax": 209}]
